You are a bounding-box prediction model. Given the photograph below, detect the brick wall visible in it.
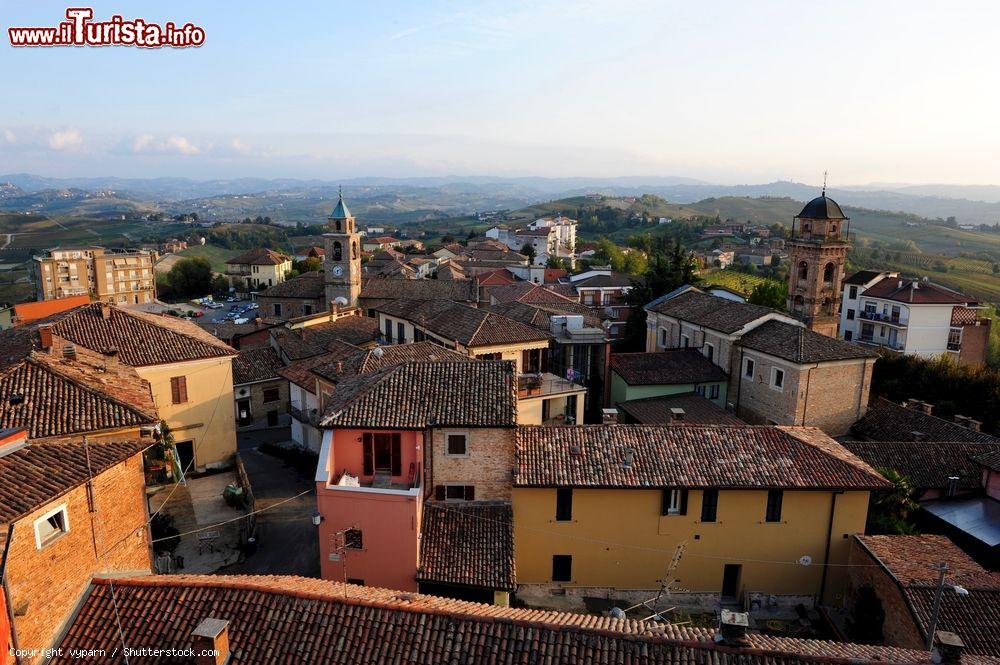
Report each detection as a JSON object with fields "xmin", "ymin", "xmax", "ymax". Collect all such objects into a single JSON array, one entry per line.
[
  {"xmin": 257, "ymin": 295, "xmax": 326, "ymax": 321},
  {"xmin": 5, "ymin": 453, "xmax": 151, "ymax": 661},
  {"xmin": 959, "ymin": 319, "xmax": 991, "ymax": 367},
  {"xmin": 236, "ymin": 378, "xmax": 288, "ymax": 426},
  {"xmin": 428, "ymin": 428, "xmax": 515, "ymax": 500},
  {"xmin": 846, "ymin": 538, "xmax": 925, "ymax": 650}
]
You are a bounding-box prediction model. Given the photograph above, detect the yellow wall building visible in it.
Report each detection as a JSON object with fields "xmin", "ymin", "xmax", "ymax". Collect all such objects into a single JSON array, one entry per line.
[{"xmin": 512, "ymin": 424, "xmax": 887, "ymax": 612}]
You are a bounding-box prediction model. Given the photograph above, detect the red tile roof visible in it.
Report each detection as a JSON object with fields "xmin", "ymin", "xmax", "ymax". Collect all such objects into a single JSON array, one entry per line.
[
  {"xmin": 853, "ymin": 398, "xmax": 999, "ymax": 444},
  {"xmin": 610, "ymin": 350, "xmax": 728, "ymax": 386},
  {"xmin": 232, "ymin": 347, "xmax": 284, "ymax": 386},
  {"xmin": 271, "ymin": 316, "xmax": 379, "ymax": 361},
  {"xmin": 842, "ymin": 440, "xmax": 998, "ymax": 491},
  {"xmin": 862, "ymin": 277, "xmax": 976, "ymax": 305},
  {"xmin": 515, "ymin": 425, "xmax": 890, "ymax": 490},
  {"xmin": 225, "ymin": 248, "xmax": 290, "ymax": 266},
  {"xmin": 476, "ymin": 268, "xmax": 517, "ymax": 285},
  {"xmin": 617, "ymin": 394, "xmax": 746, "ymax": 426},
  {"xmin": 311, "ymin": 341, "xmax": 473, "ymax": 383},
  {"xmin": 257, "ymin": 271, "xmax": 325, "ymax": 299},
  {"xmin": 738, "ymin": 320, "xmax": 877, "ymax": 363},
  {"xmin": 418, "ymin": 501, "xmax": 515, "ymax": 590},
  {"xmin": 44, "ymin": 303, "xmax": 236, "ymax": 366},
  {"xmin": 0, "ymin": 437, "xmax": 146, "ymax": 523},
  {"xmin": 648, "ymin": 290, "xmax": 776, "ymax": 334},
  {"xmin": 360, "ymin": 277, "xmax": 479, "ymax": 303},
  {"xmin": 12, "ymin": 295, "xmax": 91, "ymax": 323},
  {"xmin": 53, "ymin": 574, "xmax": 941, "ymax": 664},
  {"xmin": 320, "ymin": 360, "xmax": 517, "ymax": 429},
  {"xmin": 376, "ymin": 299, "xmax": 551, "ymax": 347},
  {"xmin": 489, "ymin": 282, "xmax": 580, "ymax": 306}
]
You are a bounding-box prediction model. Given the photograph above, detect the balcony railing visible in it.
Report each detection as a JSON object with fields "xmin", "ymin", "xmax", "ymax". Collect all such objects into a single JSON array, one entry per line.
[
  {"xmin": 947, "ymin": 342, "xmax": 962, "ymax": 352},
  {"xmin": 859, "ymin": 310, "xmax": 907, "ymax": 326},
  {"xmin": 858, "ymin": 336, "xmax": 905, "ymax": 351},
  {"xmin": 518, "ymin": 372, "xmax": 583, "ymax": 398},
  {"xmin": 289, "ymin": 404, "xmax": 321, "ymax": 427}
]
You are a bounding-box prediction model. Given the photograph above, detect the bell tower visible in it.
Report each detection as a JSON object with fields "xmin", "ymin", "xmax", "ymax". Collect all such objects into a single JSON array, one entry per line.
[
  {"xmin": 324, "ymin": 187, "xmax": 361, "ymax": 311},
  {"xmin": 786, "ymin": 187, "xmax": 851, "ymax": 338}
]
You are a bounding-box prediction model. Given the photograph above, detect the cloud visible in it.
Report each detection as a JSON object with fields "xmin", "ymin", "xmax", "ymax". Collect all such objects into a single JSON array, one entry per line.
[
  {"xmin": 165, "ymin": 135, "xmax": 200, "ymax": 155},
  {"xmin": 132, "ymin": 133, "xmax": 154, "ymax": 152},
  {"xmin": 229, "ymin": 138, "xmax": 252, "ymax": 155},
  {"xmin": 48, "ymin": 128, "xmax": 83, "ymax": 150},
  {"xmin": 3, "ymin": 129, "xmax": 15, "ymax": 144},
  {"xmin": 131, "ymin": 133, "xmax": 200, "ymax": 156}
]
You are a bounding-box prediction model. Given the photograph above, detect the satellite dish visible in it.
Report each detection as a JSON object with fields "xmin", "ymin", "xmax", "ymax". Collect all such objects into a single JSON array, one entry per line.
[
  {"xmin": 610, "ymin": 607, "xmax": 626, "ymax": 620},
  {"xmin": 371, "ymin": 346, "xmax": 385, "ymax": 358},
  {"xmin": 798, "ymin": 555, "xmax": 813, "ymax": 566},
  {"xmin": 334, "ymin": 296, "xmax": 348, "ymax": 306}
]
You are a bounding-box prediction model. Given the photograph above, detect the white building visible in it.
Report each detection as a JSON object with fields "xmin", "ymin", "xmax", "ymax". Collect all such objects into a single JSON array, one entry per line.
[
  {"xmin": 486, "ymin": 216, "xmax": 577, "ymax": 266},
  {"xmin": 839, "ymin": 271, "xmax": 991, "ymax": 366}
]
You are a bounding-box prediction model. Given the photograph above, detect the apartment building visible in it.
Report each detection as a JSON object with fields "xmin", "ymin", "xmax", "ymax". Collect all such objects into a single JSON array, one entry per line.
[
  {"xmin": 225, "ymin": 247, "xmax": 293, "ymax": 294},
  {"xmin": 839, "ymin": 271, "xmax": 991, "ymax": 366},
  {"xmin": 32, "ymin": 246, "xmax": 155, "ymax": 304},
  {"xmin": 513, "ymin": 424, "xmax": 888, "ymax": 612}
]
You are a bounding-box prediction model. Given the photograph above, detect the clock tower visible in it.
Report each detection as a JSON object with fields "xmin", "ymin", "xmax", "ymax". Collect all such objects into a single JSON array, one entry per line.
[{"xmin": 324, "ymin": 187, "xmax": 361, "ymax": 310}]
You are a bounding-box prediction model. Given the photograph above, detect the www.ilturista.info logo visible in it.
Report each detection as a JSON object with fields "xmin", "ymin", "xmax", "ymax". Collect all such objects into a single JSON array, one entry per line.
[{"xmin": 8, "ymin": 8, "xmax": 205, "ymax": 48}]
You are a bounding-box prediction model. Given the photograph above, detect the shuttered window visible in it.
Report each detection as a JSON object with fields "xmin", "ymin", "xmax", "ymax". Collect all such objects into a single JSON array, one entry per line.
[
  {"xmin": 170, "ymin": 376, "xmax": 188, "ymax": 404},
  {"xmin": 701, "ymin": 489, "xmax": 719, "ymax": 522},
  {"xmin": 555, "ymin": 488, "xmax": 573, "ymax": 521},
  {"xmin": 766, "ymin": 490, "xmax": 783, "ymax": 522}
]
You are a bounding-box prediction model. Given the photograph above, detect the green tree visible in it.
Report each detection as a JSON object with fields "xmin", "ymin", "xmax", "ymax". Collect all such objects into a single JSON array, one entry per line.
[
  {"xmin": 520, "ymin": 242, "xmax": 537, "ymax": 263},
  {"xmin": 164, "ymin": 257, "xmax": 213, "ymax": 300},
  {"xmin": 293, "ymin": 257, "xmax": 323, "ymax": 273},
  {"xmin": 546, "ymin": 256, "xmax": 568, "ymax": 270},
  {"xmin": 748, "ymin": 281, "xmax": 788, "ymax": 310},
  {"xmin": 619, "ymin": 240, "xmax": 699, "ymax": 351},
  {"xmin": 867, "ymin": 468, "xmax": 920, "ymax": 535},
  {"xmin": 210, "ymin": 274, "xmax": 229, "ymax": 295}
]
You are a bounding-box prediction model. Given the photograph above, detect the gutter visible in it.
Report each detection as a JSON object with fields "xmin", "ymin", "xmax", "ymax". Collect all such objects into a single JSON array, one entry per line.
[{"xmin": 818, "ymin": 490, "xmax": 842, "ymax": 605}]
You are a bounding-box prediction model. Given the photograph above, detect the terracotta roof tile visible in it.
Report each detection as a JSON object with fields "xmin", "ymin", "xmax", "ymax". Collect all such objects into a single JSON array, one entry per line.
[
  {"xmin": 311, "ymin": 341, "xmax": 472, "ymax": 383},
  {"xmin": 738, "ymin": 320, "xmax": 877, "ymax": 363},
  {"xmin": 44, "ymin": 303, "xmax": 236, "ymax": 366},
  {"xmin": 53, "ymin": 574, "xmax": 942, "ymax": 664},
  {"xmin": 271, "ymin": 316, "xmax": 379, "ymax": 360},
  {"xmin": 320, "ymin": 361, "xmax": 517, "ymax": 429},
  {"xmin": 361, "ymin": 278, "xmax": 479, "ymax": 303},
  {"xmin": 225, "ymin": 247, "xmax": 290, "ymax": 266},
  {"xmin": 515, "ymin": 425, "xmax": 890, "ymax": 489},
  {"xmin": 972, "ymin": 448, "xmax": 1000, "ymax": 472},
  {"xmin": 489, "ymin": 282, "xmax": 581, "ymax": 305},
  {"xmin": 376, "ymin": 299, "xmax": 551, "ymax": 347},
  {"xmin": 853, "ymin": 398, "xmax": 999, "ymax": 444},
  {"xmin": 863, "ymin": 277, "xmax": 976, "ymax": 305},
  {"xmin": 0, "ymin": 438, "xmax": 146, "ymax": 523},
  {"xmin": 418, "ymin": 502, "xmax": 515, "ymax": 590},
  {"xmin": 610, "ymin": 350, "xmax": 728, "ymax": 386},
  {"xmin": 232, "ymin": 347, "xmax": 284, "ymax": 385},
  {"xmin": 257, "ymin": 271, "xmax": 325, "ymax": 299},
  {"xmin": 842, "ymin": 440, "xmax": 998, "ymax": 490},
  {"xmin": 617, "ymin": 394, "xmax": 746, "ymax": 426},
  {"xmin": 647, "ymin": 290, "xmax": 776, "ymax": 334}
]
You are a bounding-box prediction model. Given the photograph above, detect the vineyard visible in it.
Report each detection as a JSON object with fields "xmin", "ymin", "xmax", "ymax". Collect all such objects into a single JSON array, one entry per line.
[
  {"xmin": 699, "ymin": 269, "xmax": 781, "ymax": 296},
  {"xmin": 850, "ymin": 248, "xmax": 1000, "ymax": 301}
]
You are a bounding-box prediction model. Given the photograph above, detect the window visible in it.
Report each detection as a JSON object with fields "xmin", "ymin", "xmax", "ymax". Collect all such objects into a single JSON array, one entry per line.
[
  {"xmin": 262, "ymin": 387, "xmax": 280, "ymax": 403},
  {"xmin": 170, "ymin": 376, "xmax": 188, "ymax": 404},
  {"xmin": 34, "ymin": 504, "xmax": 69, "ymax": 548},
  {"xmin": 701, "ymin": 489, "xmax": 719, "ymax": 522},
  {"xmin": 304, "ymin": 304, "xmax": 313, "ymax": 316},
  {"xmin": 695, "ymin": 385, "xmax": 706, "ymax": 397},
  {"xmin": 744, "ymin": 358, "xmax": 755, "ymax": 379},
  {"xmin": 441, "ymin": 484, "xmax": 475, "ymax": 501},
  {"xmin": 681, "ymin": 334, "xmax": 690, "ymax": 348},
  {"xmin": 948, "ymin": 327, "xmax": 962, "ymax": 350},
  {"xmin": 848, "ymin": 286, "xmax": 858, "ymax": 299},
  {"xmin": 798, "ymin": 261, "xmax": 808, "ymax": 281},
  {"xmin": 333, "ymin": 241, "xmax": 343, "ymax": 261},
  {"xmin": 709, "ymin": 384, "xmax": 720, "ymax": 400},
  {"xmin": 273, "ymin": 303, "xmax": 282, "ymax": 317},
  {"xmin": 660, "ymin": 328, "xmax": 668, "ymax": 348},
  {"xmin": 705, "ymin": 344, "xmax": 714, "ymax": 362},
  {"xmin": 661, "ymin": 488, "xmax": 687, "ymax": 516},
  {"xmin": 844, "ymin": 330, "xmax": 853, "ymax": 341},
  {"xmin": 345, "ymin": 528, "xmax": 363, "ymax": 549},
  {"xmin": 846, "ymin": 308, "xmax": 855, "ymax": 320},
  {"xmin": 555, "ymin": 488, "xmax": 573, "ymax": 521},
  {"xmin": 864, "ymin": 301, "xmax": 877, "ymax": 314},
  {"xmin": 446, "ymin": 433, "xmax": 468, "ymax": 456},
  {"xmin": 541, "ymin": 398, "xmax": 552, "ymax": 422},
  {"xmin": 414, "ymin": 329, "xmax": 425, "ymax": 342},
  {"xmin": 384, "ymin": 318, "xmax": 393, "ymax": 341},
  {"xmin": 362, "ymin": 432, "xmax": 403, "ymax": 476},
  {"xmin": 771, "ymin": 368, "xmax": 784, "ymax": 390},
  {"xmin": 397, "ymin": 322, "xmax": 405, "ymax": 343},
  {"xmin": 552, "ymin": 554, "xmax": 572, "ymax": 582},
  {"xmin": 765, "ymin": 490, "xmax": 783, "ymax": 522},
  {"xmin": 823, "ymin": 262, "xmax": 835, "ymax": 283}
]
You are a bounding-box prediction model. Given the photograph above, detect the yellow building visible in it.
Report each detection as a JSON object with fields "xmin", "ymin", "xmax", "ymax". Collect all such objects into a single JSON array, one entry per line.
[
  {"xmin": 512, "ymin": 424, "xmax": 888, "ymax": 612},
  {"xmin": 43, "ymin": 302, "xmax": 238, "ymax": 471},
  {"xmin": 32, "ymin": 246, "xmax": 156, "ymax": 304},
  {"xmin": 225, "ymin": 247, "xmax": 293, "ymax": 294}
]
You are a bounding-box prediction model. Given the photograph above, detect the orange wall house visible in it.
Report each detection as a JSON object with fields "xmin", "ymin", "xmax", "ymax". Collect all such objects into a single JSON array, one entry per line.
[{"xmin": 315, "ymin": 429, "xmax": 423, "ymax": 590}]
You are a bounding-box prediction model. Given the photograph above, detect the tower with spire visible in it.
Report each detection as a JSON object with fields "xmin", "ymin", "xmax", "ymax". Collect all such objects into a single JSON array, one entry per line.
[
  {"xmin": 785, "ymin": 178, "xmax": 851, "ymax": 338},
  {"xmin": 324, "ymin": 186, "xmax": 361, "ymax": 310}
]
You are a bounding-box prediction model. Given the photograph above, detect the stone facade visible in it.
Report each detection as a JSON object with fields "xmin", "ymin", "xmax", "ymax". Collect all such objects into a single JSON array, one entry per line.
[
  {"xmin": 4, "ymin": 453, "xmax": 151, "ymax": 661},
  {"xmin": 257, "ymin": 294, "xmax": 326, "ymax": 321},
  {"xmin": 427, "ymin": 428, "xmax": 516, "ymax": 500},
  {"xmin": 324, "ymin": 196, "xmax": 362, "ymax": 310},
  {"xmin": 846, "ymin": 538, "xmax": 925, "ymax": 650},
  {"xmin": 786, "ymin": 199, "xmax": 850, "ymax": 338},
  {"xmin": 235, "ymin": 377, "xmax": 288, "ymax": 428}
]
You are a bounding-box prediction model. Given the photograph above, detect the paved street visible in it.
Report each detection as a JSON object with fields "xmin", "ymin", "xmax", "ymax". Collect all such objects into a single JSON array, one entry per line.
[{"xmin": 226, "ymin": 429, "xmax": 320, "ymax": 577}]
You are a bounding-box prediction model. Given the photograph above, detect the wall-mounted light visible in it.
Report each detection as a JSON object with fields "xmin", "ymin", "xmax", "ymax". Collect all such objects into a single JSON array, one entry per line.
[{"xmin": 312, "ymin": 512, "xmax": 323, "ymax": 526}]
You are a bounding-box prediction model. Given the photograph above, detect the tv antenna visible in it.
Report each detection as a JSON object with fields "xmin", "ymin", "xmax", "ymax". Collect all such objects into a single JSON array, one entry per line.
[{"xmin": 822, "ymin": 171, "xmax": 828, "ymax": 196}]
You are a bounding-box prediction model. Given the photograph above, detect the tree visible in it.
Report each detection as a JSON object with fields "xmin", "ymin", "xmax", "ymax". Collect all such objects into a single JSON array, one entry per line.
[
  {"xmin": 867, "ymin": 468, "xmax": 920, "ymax": 535},
  {"xmin": 210, "ymin": 274, "xmax": 230, "ymax": 295},
  {"xmin": 618, "ymin": 240, "xmax": 699, "ymax": 351},
  {"xmin": 846, "ymin": 585, "xmax": 885, "ymax": 644},
  {"xmin": 748, "ymin": 281, "xmax": 788, "ymax": 310},
  {"xmin": 164, "ymin": 257, "xmax": 213, "ymax": 300},
  {"xmin": 546, "ymin": 256, "xmax": 568, "ymax": 270},
  {"xmin": 293, "ymin": 257, "xmax": 322, "ymax": 273},
  {"xmin": 520, "ymin": 242, "xmax": 537, "ymax": 263}
]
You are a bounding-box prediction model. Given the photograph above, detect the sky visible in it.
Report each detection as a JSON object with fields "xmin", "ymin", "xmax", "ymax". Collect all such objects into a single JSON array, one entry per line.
[{"xmin": 2, "ymin": 0, "xmax": 999, "ymax": 185}]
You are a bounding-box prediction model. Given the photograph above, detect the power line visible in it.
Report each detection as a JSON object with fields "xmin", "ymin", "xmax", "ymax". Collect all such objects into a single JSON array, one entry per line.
[{"xmin": 148, "ymin": 489, "xmax": 312, "ymax": 544}]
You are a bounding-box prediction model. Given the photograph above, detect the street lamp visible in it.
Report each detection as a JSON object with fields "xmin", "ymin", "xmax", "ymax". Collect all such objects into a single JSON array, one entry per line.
[{"xmin": 926, "ymin": 562, "xmax": 970, "ymax": 651}]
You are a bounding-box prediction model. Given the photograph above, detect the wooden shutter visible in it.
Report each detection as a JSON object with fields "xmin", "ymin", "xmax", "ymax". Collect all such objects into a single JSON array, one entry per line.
[
  {"xmin": 391, "ymin": 434, "xmax": 402, "ymax": 476},
  {"xmin": 170, "ymin": 376, "xmax": 187, "ymax": 404},
  {"xmin": 679, "ymin": 489, "xmax": 689, "ymax": 515},
  {"xmin": 435, "ymin": 485, "xmax": 446, "ymax": 501},
  {"xmin": 362, "ymin": 433, "xmax": 374, "ymax": 476},
  {"xmin": 464, "ymin": 485, "xmax": 475, "ymax": 501}
]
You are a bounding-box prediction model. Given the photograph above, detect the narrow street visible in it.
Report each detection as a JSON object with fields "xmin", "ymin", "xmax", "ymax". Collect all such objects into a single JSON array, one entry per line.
[{"xmin": 225, "ymin": 428, "xmax": 320, "ymax": 576}]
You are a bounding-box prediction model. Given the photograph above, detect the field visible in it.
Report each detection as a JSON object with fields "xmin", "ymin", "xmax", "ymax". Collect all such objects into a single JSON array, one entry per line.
[
  {"xmin": 156, "ymin": 244, "xmax": 236, "ymax": 274},
  {"xmin": 699, "ymin": 269, "xmax": 780, "ymax": 296}
]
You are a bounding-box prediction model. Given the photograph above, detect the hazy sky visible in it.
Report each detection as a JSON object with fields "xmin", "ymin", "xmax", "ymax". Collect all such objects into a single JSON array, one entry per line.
[{"xmin": 2, "ymin": 1, "xmax": 999, "ymax": 185}]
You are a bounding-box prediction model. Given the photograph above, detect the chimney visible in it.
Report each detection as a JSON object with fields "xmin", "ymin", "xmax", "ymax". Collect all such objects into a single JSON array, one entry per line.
[
  {"xmin": 336, "ymin": 361, "xmax": 344, "ymax": 374},
  {"xmin": 920, "ymin": 401, "xmax": 934, "ymax": 415},
  {"xmin": 954, "ymin": 415, "xmax": 970, "ymax": 428},
  {"xmin": 935, "ymin": 631, "xmax": 965, "ymax": 664},
  {"xmin": 38, "ymin": 325, "xmax": 53, "ymax": 351},
  {"xmin": 62, "ymin": 343, "xmax": 77, "ymax": 361},
  {"xmin": 717, "ymin": 610, "xmax": 750, "ymax": 647},
  {"xmin": 602, "ymin": 408, "xmax": 619, "ymax": 425},
  {"xmin": 191, "ymin": 618, "xmax": 230, "ymax": 665},
  {"xmin": 967, "ymin": 419, "xmax": 982, "ymax": 433},
  {"xmin": 669, "ymin": 407, "xmax": 686, "ymax": 423},
  {"xmin": 100, "ymin": 302, "xmax": 112, "ymax": 320},
  {"xmin": 102, "ymin": 348, "xmax": 119, "ymax": 368}
]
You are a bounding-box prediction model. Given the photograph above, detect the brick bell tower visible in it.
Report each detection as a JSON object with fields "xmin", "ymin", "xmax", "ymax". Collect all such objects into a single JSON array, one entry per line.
[
  {"xmin": 324, "ymin": 187, "xmax": 361, "ymax": 311},
  {"xmin": 786, "ymin": 187, "xmax": 851, "ymax": 338}
]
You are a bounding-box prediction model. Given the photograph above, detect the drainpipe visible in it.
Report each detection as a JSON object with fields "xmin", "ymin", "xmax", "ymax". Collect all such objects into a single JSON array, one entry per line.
[
  {"xmin": 800, "ymin": 364, "xmax": 819, "ymax": 426},
  {"xmin": 1, "ymin": 524, "xmax": 23, "ymax": 665},
  {"xmin": 818, "ymin": 490, "xmax": 842, "ymax": 605},
  {"xmin": 734, "ymin": 346, "xmax": 745, "ymax": 418}
]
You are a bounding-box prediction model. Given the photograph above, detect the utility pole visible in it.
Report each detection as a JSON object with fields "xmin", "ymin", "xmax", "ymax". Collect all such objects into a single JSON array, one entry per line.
[{"xmin": 926, "ymin": 562, "xmax": 947, "ymax": 651}]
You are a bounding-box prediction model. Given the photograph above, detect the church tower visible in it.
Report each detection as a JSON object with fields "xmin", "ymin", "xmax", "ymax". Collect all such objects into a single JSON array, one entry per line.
[
  {"xmin": 786, "ymin": 188, "xmax": 851, "ymax": 338},
  {"xmin": 324, "ymin": 188, "xmax": 361, "ymax": 310}
]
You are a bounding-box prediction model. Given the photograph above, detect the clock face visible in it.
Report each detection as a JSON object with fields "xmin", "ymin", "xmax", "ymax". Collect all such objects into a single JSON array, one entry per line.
[{"xmin": 332, "ymin": 265, "xmax": 344, "ymax": 277}]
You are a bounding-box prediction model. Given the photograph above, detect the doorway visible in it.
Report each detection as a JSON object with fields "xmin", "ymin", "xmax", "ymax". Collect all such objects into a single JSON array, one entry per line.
[
  {"xmin": 237, "ymin": 398, "xmax": 252, "ymax": 427},
  {"xmin": 266, "ymin": 409, "xmax": 279, "ymax": 427},
  {"xmin": 175, "ymin": 440, "xmax": 195, "ymax": 475},
  {"xmin": 722, "ymin": 564, "xmax": 742, "ymax": 600},
  {"xmin": 363, "ymin": 432, "xmax": 403, "ymax": 476}
]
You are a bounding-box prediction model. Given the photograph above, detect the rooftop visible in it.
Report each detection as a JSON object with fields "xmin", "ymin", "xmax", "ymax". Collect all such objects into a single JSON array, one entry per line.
[
  {"xmin": 646, "ymin": 290, "xmax": 778, "ymax": 334},
  {"xmin": 376, "ymin": 299, "xmax": 551, "ymax": 347},
  {"xmin": 257, "ymin": 271, "xmax": 326, "ymax": 299},
  {"xmin": 417, "ymin": 502, "xmax": 515, "ymax": 590},
  {"xmin": 617, "ymin": 393, "xmax": 747, "ymax": 426},
  {"xmin": 572, "ymin": 272, "xmax": 635, "ymax": 288},
  {"xmin": 226, "ymin": 247, "xmax": 291, "ymax": 266},
  {"xmin": 861, "ymin": 276, "xmax": 977, "ymax": 305},
  {"xmin": 12, "ymin": 295, "xmax": 91, "ymax": 323},
  {"xmin": 844, "ymin": 270, "xmax": 892, "ymax": 286},
  {"xmin": 330, "ymin": 192, "xmax": 351, "ymax": 219},
  {"xmin": 853, "ymin": 398, "xmax": 999, "ymax": 444},
  {"xmin": 610, "ymin": 350, "xmax": 728, "ymax": 386},
  {"xmin": 797, "ymin": 194, "xmax": 847, "ymax": 220},
  {"xmin": 271, "ymin": 315, "xmax": 379, "ymax": 361},
  {"xmin": 360, "ymin": 277, "xmax": 479, "ymax": 303},
  {"xmin": 0, "ymin": 437, "xmax": 147, "ymax": 524},
  {"xmin": 515, "ymin": 425, "xmax": 889, "ymax": 490},
  {"xmin": 43, "ymin": 303, "xmax": 236, "ymax": 366},
  {"xmin": 484, "ymin": 301, "xmax": 601, "ymax": 333},
  {"xmin": 52, "ymin": 574, "xmax": 940, "ymax": 664},
  {"xmin": 488, "ymin": 282, "xmax": 581, "ymax": 306},
  {"xmin": 320, "ymin": 360, "xmax": 517, "ymax": 429},
  {"xmin": 855, "ymin": 535, "xmax": 1000, "ymax": 657},
  {"xmin": 738, "ymin": 319, "xmax": 878, "ymax": 364},
  {"xmin": 310, "ymin": 340, "xmax": 473, "ymax": 383},
  {"xmin": 841, "ymin": 439, "xmax": 998, "ymax": 491},
  {"xmin": 232, "ymin": 346, "xmax": 284, "ymax": 386}
]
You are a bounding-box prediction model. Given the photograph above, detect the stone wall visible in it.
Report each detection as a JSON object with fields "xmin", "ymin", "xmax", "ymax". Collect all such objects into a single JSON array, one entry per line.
[
  {"xmin": 427, "ymin": 428, "xmax": 516, "ymax": 500},
  {"xmin": 846, "ymin": 538, "xmax": 925, "ymax": 650}
]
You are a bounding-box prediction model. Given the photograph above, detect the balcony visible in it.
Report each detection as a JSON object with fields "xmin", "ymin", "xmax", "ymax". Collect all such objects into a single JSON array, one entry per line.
[
  {"xmin": 289, "ymin": 404, "xmax": 321, "ymax": 427},
  {"xmin": 518, "ymin": 372, "xmax": 584, "ymax": 398},
  {"xmin": 858, "ymin": 336, "xmax": 905, "ymax": 352},
  {"xmin": 859, "ymin": 310, "xmax": 907, "ymax": 327},
  {"xmin": 331, "ymin": 465, "xmax": 421, "ymax": 493}
]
